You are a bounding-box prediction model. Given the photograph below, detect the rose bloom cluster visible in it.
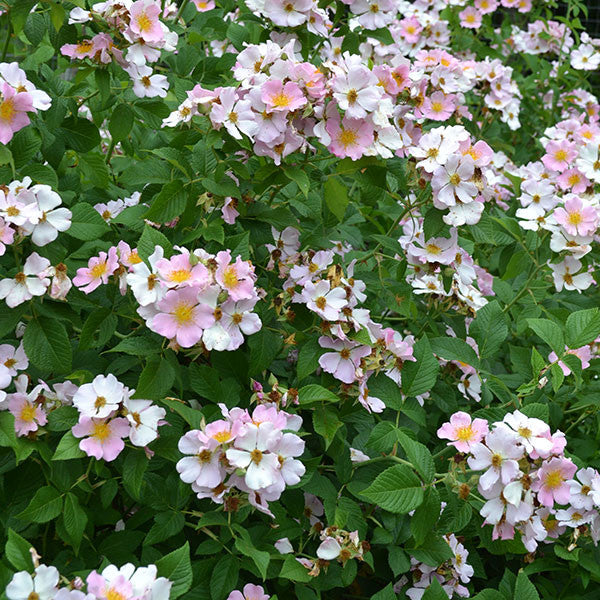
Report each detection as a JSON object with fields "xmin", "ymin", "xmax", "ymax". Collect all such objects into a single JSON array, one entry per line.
[
  {"xmin": 6, "ymin": 562, "xmax": 171, "ymax": 600},
  {"xmin": 265, "ymin": 227, "xmax": 416, "ymax": 413},
  {"xmin": 62, "ymin": 0, "xmax": 178, "ymax": 99},
  {"xmin": 163, "ymin": 28, "xmax": 522, "ymax": 167},
  {"xmin": 71, "ymin": 373, "xmax": 167, "ymax": 461},
  {"xmin": 494, "ymin": 109, "xmax": 600, "ymax": 293},
  {"xmin": 399, "ymin": 216, "xmax": 494, "ymax": 314},
  {"xmin": 176, "ymin": 400, "xmax": 305, "ymax": 517},
  {"xmin": 396, "ymin": 534, "xmax": 474, "ymax": 599},
  {"xmin": 438, "ymin": 410, "xmax": 600, "ymax": 552},
  {"xmin": 2, "ymin": 365, "xmax": 166, "ymax": 460},
  {"xmin": 0, "ymin": 177, "xmax": 72, "ymax": 249},
  {"xmin": 72, "ymin": 243, "xmax": 263, "ymax": 352},
  {"xmin": 0, "ymin": 62, "xmax": 51, "ymax": 144}
]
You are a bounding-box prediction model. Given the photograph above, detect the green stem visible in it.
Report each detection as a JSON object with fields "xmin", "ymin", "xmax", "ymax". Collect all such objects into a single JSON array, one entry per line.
[
  {"xmin": 177, "ymin": 0, "xmax": 190, "ymax": 19},
  {"xmin": 0, "ymin": 20, "xmax": 11, "ymax": 63}
]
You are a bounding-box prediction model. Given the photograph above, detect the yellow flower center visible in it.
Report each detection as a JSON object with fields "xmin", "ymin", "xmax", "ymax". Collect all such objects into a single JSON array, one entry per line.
[
  {"xmin": 76, "ymin": 41, "xmax": 94, "ymax": 54},
  {"xmin": 106, "ymin": 588, "xmax": 126, "ymax": 600},
  {"xmin": 250, "ymin": 449, "xmax": 263, "ymax": 464},
  {"xmin": 212, "ymin": 430, "xmax": 232, "ymax": 443},
  {"xmin": 449, "ymin": 173, "xmax": 461, "ymax": 186},
  {"xmin": 0, "ymin": 99, "xmax": 16, "ymax": 122},
  {"xmin": 20, "ymin": 404, "xmax": 37, "ymax": 422},
  {"xmin": 271, "ymin": 92, "xmax": 291, "ymax": 108},
  {"xmin": 554, "ymin": 149, "xmax": 568, "ymax": 162},
  {"xmin": 426, "ymin": 243, "xmax": 441, "ymax": 255},
  {"xmin": 222, "ymin": 265, "xmax": 239, "ymax": 289},
  {"xmin": 544, "ymin": 470, "xmax": 564, "ymax": 489},
  {"xmin": 455, "ymin": 425, "xmax": 473, "ymax": 442},
  {"xmin": 136, "ymin": 13, "xmax": 153, "ymax": 32},
  {"xmin": 93, "ymin": 422, "xmax": 110, "ymax": 441},
  {"xmin": 568, "ymin": 211, "xmax": 582, "ymax": 225},
  {"xmin": 90, "ymin": 262, "xmax": 107, "ymax": 279},
  {"xmin": 346, "ymin": 89, "xmax": 358, "ymax": 104},
  {"xmin": 168, "ymin": 269, "xmax": 191, "ymax": 283},
  {"xmin": 338, "ymin": 129, "xmax": 357, "ymax": 148},
  {"xmin": 491, "ymin": 453, "xmax": 503, "ymax": 468},
  {"xmin": 173, "ymin": 302, "xmax": 194, "ymax": 325}
]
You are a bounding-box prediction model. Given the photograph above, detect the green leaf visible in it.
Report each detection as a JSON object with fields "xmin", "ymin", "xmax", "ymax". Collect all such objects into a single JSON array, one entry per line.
[
  {"xmin": 11, "ymin": 0, "xmax": 37, "ymax": 34},
  {"xmin": 430, "ymin": 337, "xmax": 480, "ymax": 369},
  {"xmin": 324, "ymin": 177, "xmax": 349, "ymax": 221},
  {"xmin": 23, "ymin": 318, "xmax": 72, "ymax": 374},
  {"xmin": 370, "ymin": 583, "xmax": 396, "ymax": 600},
  {"xmin": 60, "ymin": 117, "xmax": 101, "ymax": 152},
  {"xmin": 79, "ymin": 153, "xmax": 111, "ymax": 188},
  {"xmin": 472, "ymin": 591, "xmax": 504, "ymax": 600},
  {"xmin": 362, "ymin": 465, "xmax": 424, "ymax": 514},
  {"xmin": 79, "ymin": 308, "xmax": 113, "ymax": 351},
  {"xmin": 402, "ymin": 336, "xmax": 438, "ymax": 397},
  {"xmin": 122, "ymin": 450, "xmax": 148, "ymax": 500},
  {"xmin": 234, "ymin": 537, "xmax": 270, "ymax": 580},
  {"xmin": 388, "ymin": 547, "xmax": 410, "ymax": 577},
  {"xmin": 144, "ymin": 180, "xmax": 188, "ymax": 223},
  {"xmin": 422, "ymin": 579, "xmax": 449, "ymax": 600},
  {"xmin": 67, "ymin": 202, "xmax": 110, "ymax": 240},
  {"xmin": 297, "ymin": 336, "xmax": 321, "ymax": 381},
  {"xmin": 408, "ymin": 535, "xmax": 453, "ymax": 566},
  {"xmin": 109, "ymin": 104, "xmax": 134, "ymax": 142},
  {"xmin": 410, "ymin": 487, "xmax": 440, "ymax": 544},
  {"xmin": 18, "ymin": 486, "xmax": 63, "ymax": 523},
  {"xmin": 210, "ymin": 554, "xmax": 239, "ymax": 600},
  {"xmin": 106, "ymin": 335, "xmax": 162, "ymax": 356},
  {"xmin": 138, "ymin": 224, "xmax": 173, "ymax": 262},
  {"xmin": 279, "ymin": 555, "xmax": 312, "ymax": 582},
  {"xmin": 565, "ymin": 308, "xmax": 600, "ymax": 348},
  {"xmin": 95, "ymin": 69, "xmax": 111, "ymax": 103},
  {"xmin": 284, "ymin": 166, "xmax": 310, "ymax": 197},
  {"xmin": 135, "ymin": 357, "xmax": 175, "ymax": 400},
  {"xmin": 248, "ymin": 329, "xmax": 282, "ymax": 375},
  {"xmin": 397, "ymin": 431, "xmax": 435, "ymax": 483},
  {"xmin": 52, "ymin": 431, "xmax": 85, "ymax": 460},
  {"xmin": 49, "ymin": 2, "xmax": 65, "ymax": 30},
  {"xmin": 313, "ymin": 405, "xmax": 342, "ymax": 449},
  {"xmin": 422, "ymin": 208, "xmax": 446, "ymax": 241},
  {"xmin": 366, "ymin": 422, "xmax": 401, "ymax": 454},
  {"xmin": 145, "ymin": 511, "xmax": 185, "ymax": 546},
  {"xmin": 514, "ymin": 572, "xmax": 540, "ymax": 600},
  {"xmin": 63, "ymin": 493, "xmax": 87, "ymax": 553},
  {"xmin": 527, "ymin": 318, "xmax": 564, "ymax": 355},
  {"xmin": 156, "ymin": 542, "xmax": 193, "ymax": 599},
  {"xmin": 5, "ymin": 529, "xmax": 34, "ymax": 571},
  {"xmin": 298, "ymin": 384, "xmax": 339, "ymax": 405},
  {"xmin": 470, "ymin": 300, "xmax": 508, "ymax": 359}
]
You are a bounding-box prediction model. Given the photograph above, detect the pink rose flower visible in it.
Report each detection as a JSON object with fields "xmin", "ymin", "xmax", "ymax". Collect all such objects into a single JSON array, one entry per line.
[
  {"xmin": 437, "ymin": 411, "xmax": 489, "ymax": 453},
  {"xmin": 72, "ymin": 416, "xmax": 130, "ymax": 461}
]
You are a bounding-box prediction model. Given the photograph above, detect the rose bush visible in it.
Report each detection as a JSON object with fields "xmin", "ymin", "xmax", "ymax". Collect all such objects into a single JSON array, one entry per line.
[{"xmin": 1, "ymin": 0, "xmax": 600, "ymax": 599}]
